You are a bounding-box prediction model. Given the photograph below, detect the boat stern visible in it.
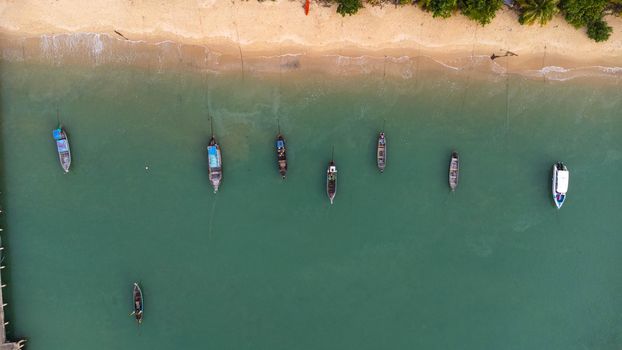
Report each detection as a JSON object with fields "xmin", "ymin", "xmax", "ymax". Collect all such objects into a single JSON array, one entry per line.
[
  {"xmin": 554, "ymin": 193, "xmax": 566, "ymax": 209},
  {"xmin": 61, "ymin": 156, "xmax": 71, "ymax": 173},
  {"xmin": 211, "ymin": 176, "xmax": 221, "ymax": 193}
]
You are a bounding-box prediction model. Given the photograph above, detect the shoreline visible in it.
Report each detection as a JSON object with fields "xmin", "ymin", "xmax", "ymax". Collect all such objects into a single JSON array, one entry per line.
[
  {"xmin": 1, "ymin": 31, "xmax": 621, "ymax": 83},
  {"xmin": 0, "ymin": 1, "xmax": 621, "ymax": 79}
]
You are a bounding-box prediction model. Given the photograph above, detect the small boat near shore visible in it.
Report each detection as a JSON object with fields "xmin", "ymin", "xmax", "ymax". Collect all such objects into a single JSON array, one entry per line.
[
  {"xmin": 131, "ymin": 282, "xmax": 143, "ymax": 325},
  {"xmin": 207, "ymin": 136, "xmax": 223, "ymax": 193},
  {"xmin": 449, "ymin": 151, "xmax": 459, "ymax": 191},
  {"xmin": 52, "ymin": 126, "xmax": 71, "ymax": 173},
  {"xmin": 327, "ymin": 155, "xmax": 337, "ymax": 204},
  {"xmin": 377, "ymin": 132, "xmax": 386, "ymax": 172},
  {"xmin": 552, "ymin": 162, "xmax": 569, "ymax": 209},
  {"xmin": 276, "ymin": 133, "xmax": 287, "ymax": 179}
]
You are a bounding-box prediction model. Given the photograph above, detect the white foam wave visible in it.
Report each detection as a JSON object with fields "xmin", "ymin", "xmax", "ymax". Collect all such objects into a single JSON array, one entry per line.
[{"xmin": 7, "ymin": 32, "xmax": 622, "ymax": 81}]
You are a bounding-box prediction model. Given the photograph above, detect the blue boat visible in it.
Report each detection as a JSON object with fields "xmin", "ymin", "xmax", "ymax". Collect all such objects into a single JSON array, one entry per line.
[
  {"xmin": 276, "ymin": 134, "xmax": 287, "ymax": 178},
  {"xmin": 207, "ymin": 136, "xmax": 222, "ymax": 193},
  {"xmin": 52, "ymin": 126, "xmax": 71, "ymax": 173}
]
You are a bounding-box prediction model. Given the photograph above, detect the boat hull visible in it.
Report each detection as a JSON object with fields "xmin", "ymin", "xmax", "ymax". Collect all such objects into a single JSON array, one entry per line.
[
  {"xmin": 449, "ymin": 152, "xmax": 459, "ymax": 191},
  {"xmin": 207, "ymin": 137, "xmax": 223, "ymax": 193},
  {"xmin": 132, "ymin": 283, "xmax": 143, "ymax": 324},
  {"xmin": 326, "ymin": 161, "xmax": 337, "ymax": 204},
  {"xmin": 552, "ymin": 163, "xmax": 569, "ymax": 209},
  {"xmin": 276, "ymin": 135, "xmax": 287, "ymax": 179},
  {"xmin": 377, "ymin": 133, "xmax": 386, "ymax": 173},
  {"xmin": 53, "ymin": 128, "xmax": 71, "ymax": 173}
]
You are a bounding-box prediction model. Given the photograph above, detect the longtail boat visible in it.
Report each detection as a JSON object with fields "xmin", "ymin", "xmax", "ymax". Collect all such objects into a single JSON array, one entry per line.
[
  {"xmin": 52, "ymin": 126, "xmax": 71, "ymax": 173},
  {"xmin": 377, "ymin": 132, "xmax": 386, "ymax": 172},
  {"xmin": 131, "ymin": 283, "xmax": 143, "ymax": 325},
  {"xmin": 276, "ymin": 134, "xmax": 287, "ymax": 179},
  {"xmin": 207, "ymin": 136, "xmax": 223, "ymax": 193},
  {"xmin": 552, "ymin": 162, "xmax": 569, "ymax": 209},
  {"xmin": 304, "ymin": 0, "xmax": 310, "ymax": 15},
  {"xmin": 326, "ymin": 156, "xmax": 337, "ymax": 204},
  {"xmin": 449, "ymin": 151, "xmax": 459, "ymax": 191}
]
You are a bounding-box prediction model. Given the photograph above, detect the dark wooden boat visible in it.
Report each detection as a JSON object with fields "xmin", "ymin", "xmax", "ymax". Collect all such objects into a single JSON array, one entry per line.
[
  {"xmin": 131, "ymin": 282, "xmax": 143, "ymax": 325},
  {"xmin": 449, "ymin": 151, "xmax": 459, "ymax": 191},
  {"xmin": 326, "ymin": 159, "xmax": 337, "ymax": 204},
  {"xmin": 276, "ymin": 134, "xmax": 287, "ymax": 179},
  {"xmin": 207, "ymin": 136, "xmax": 223, "ymax": 193},
  {"xmin": 377, "ymin": 132, "xmax": 386, "ymax": 172},
  {"xmin": 52, "ymin": 126, "xmax": 71, "ymax": 173}
]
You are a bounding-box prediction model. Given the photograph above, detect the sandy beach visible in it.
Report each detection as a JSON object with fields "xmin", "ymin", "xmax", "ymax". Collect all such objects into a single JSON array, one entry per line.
[{"xmin": 0, "ymin": 0, "xmax": 621, "ymax": 76}]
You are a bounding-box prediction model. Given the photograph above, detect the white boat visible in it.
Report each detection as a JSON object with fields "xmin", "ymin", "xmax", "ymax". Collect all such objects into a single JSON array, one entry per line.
[{"xmin": 552, "ymin": 162, "xmax": 569, "ymax": 209}]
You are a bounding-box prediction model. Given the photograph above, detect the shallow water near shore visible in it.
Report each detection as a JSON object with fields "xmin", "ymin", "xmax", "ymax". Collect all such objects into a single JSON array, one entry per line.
[{"xmin": 1, "ymin": 61, "xmax": 622, "ymax": 350}]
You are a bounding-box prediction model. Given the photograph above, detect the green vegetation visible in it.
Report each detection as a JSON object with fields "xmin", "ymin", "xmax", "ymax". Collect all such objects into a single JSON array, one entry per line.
[
  {"xmin": 459, "ymin": 0, "xmax": 504, "ymax": 25},
  {"xmin": 559, "ymin": 0, "xmax": 612, "ymax": 41},
  {"xmin": 559, "ymin": 0, "xmax": 607, "ymax": 27},
  {"xmin": 587, "ymin": 18, "xmax": 613, "ymax": 40},
  {"xmin": 516, "ymin": 0, "xmax": 560, "ymax": 25},
  {"xmin": 419, "ymin": 0, "xmax": 458, "ymax": 18},
  {"xmin": 316, "ymin": 0, "xmax": 618, "ymax": 41},
  {"xmin": 336, "ymin": 0, "xmax": 364, "ymax": 15}
]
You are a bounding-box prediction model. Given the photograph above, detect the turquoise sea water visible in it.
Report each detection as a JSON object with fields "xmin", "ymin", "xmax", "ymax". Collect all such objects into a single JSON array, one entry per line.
[{"xmin": 1, "ymin": 60, "xmax": 622, "ymax": 350}]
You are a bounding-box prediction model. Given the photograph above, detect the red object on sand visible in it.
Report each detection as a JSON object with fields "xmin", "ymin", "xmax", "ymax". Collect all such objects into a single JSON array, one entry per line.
[{"xmin": 304, "ymin": 0, "xmax": 310, "ymax": 15}]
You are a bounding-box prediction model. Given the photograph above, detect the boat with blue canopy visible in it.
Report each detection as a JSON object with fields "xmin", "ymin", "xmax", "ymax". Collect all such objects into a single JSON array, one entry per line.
[
  {"xmin": 52, "ymin": 126, "xmax": 71, "ymax": 173},
  {"xmin": 207, "ymin": 136, "xmax": 222, "ymax": 193},
  {"xmin": 276, "ymin": 134, "xmax": 287, "ymax": 178}
]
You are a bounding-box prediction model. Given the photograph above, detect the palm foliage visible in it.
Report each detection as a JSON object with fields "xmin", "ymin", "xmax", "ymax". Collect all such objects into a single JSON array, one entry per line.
[
  {"xmin": 517, "ymin": 0, "xmax": 560, "ymax": 25},
  {"xmin": 319, "ymin": 0, "xmax": 618, "ymax": 41}
]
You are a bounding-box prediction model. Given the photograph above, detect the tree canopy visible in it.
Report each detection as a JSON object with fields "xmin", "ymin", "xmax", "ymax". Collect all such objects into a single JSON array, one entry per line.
[
  {"xmin": 516, "ymin": 0, "xmax": 560, "ymax": 25},
  {"xmin": 322, "ymin": 0, "xmax": 617, "ymax": 41},
  {"xmin": 587, "ymin": 18, "xmax": 613, "ymax": 41},
  {"xmin": 559, "ymin": 0, "xmax": 608, "ymax": 27},
  {"xmin": 558, "ymin": 0, "xmax": 612, "ymax": 41},
  {"xmin": 459, "ymin": 0, "xmax": 504, "ymax": 25},
  {"xmin": 336, "ymin": 0, "xmax": 364, "ymax": 16},
  {"xmin": 419, "ymin": 0, "xmax": 459, "ymax": 18}
]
